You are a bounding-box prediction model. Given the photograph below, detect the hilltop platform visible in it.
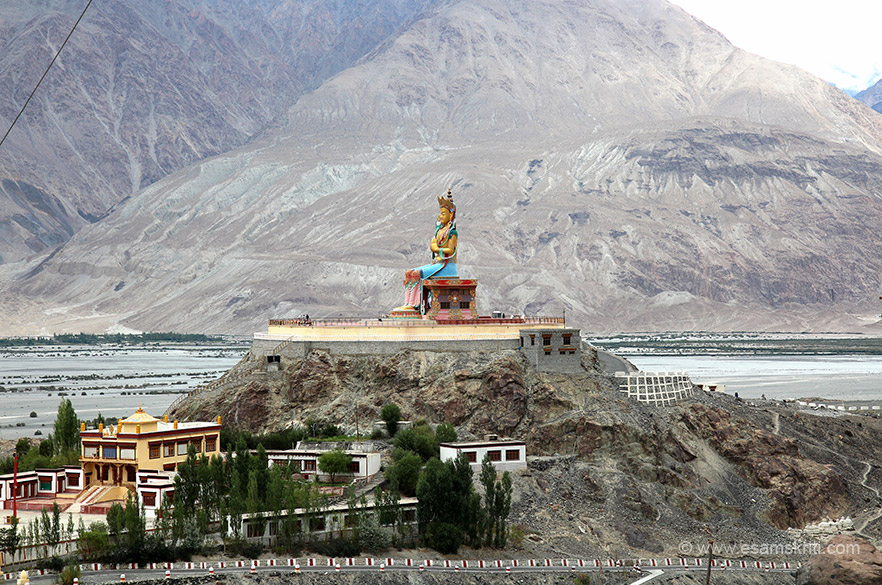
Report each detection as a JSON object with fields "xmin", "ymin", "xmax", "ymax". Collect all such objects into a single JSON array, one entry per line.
[{"xmin": 252, "ymin": 316, "xmax": 568, "ymax": 357}]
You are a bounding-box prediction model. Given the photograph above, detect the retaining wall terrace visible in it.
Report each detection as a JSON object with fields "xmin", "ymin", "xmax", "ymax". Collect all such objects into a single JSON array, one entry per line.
[{"xmin": 615, "ymin": 372, "xmax": 695, "ymax": 406}]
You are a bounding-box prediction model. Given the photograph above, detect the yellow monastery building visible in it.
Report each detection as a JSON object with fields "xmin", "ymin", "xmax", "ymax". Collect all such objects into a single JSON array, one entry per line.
[{"xmin": 80, "ymin": 407, "xmax": 221, "ymax": 490}]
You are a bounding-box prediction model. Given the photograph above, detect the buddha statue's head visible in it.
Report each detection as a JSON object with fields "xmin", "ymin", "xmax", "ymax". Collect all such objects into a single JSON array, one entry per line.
[{"xmin": 437, "ymin": 187, "xmax": 456, "ymax": 225}]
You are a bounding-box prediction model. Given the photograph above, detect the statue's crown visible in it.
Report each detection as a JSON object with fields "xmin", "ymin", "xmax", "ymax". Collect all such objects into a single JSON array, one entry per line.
[{"xmin": 437, "ymin": 187, "xmax": 455, "ymax": 211}]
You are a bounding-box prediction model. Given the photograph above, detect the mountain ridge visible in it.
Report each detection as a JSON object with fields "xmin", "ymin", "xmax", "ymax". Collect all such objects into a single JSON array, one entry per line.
[{"xmin": 3, "ymin": 0, "xmax": 882, "ymax": 334}]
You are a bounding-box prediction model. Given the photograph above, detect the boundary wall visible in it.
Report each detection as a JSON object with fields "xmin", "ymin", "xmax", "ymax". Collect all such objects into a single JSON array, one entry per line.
[{"xmin": 251, "ymin": 336, "xmax": 519, "ymax": 357}]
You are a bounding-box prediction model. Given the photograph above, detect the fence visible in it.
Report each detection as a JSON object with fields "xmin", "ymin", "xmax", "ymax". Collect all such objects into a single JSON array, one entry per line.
[{"xmin": 614, "ymin": 372, "xmax": 694, "ymax": 406}]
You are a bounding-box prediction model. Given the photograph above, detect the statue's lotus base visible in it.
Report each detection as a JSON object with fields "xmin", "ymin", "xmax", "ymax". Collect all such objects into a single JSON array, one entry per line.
[{"xmin": 389, "ymin": 306, "xmax": 422, "ymax": 319}]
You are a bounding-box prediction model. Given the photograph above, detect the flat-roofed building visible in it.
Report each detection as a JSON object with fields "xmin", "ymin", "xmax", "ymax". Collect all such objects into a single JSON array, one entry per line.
[
  {"xmin": 0, "ymin": 466, "xmax": 83, "ymax": 510},
  {"xmin": 264, "ymin": 449, "xmax": 381, "ymax": 482},
  {"xmin": 439, "ymin": 435, "xmax": 527, "ymax": 472},
  {"xmin": 80, "ymin": 406, "xmax": 221, "ymax": 490}
]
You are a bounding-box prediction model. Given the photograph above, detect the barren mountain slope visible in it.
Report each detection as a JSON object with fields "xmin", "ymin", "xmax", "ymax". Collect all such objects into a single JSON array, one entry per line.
[
  {"xmin": 0, "ymin": 0, "xmax": 429, "ymax": 263},
  {"xmin": 5, "ymin": 0, "xmax": 882, "ymax": 334}
]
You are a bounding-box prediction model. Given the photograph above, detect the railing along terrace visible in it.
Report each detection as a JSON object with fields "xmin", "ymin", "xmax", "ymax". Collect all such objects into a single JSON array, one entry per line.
[{"xmin": 268, "ymin": 316, "xmax": 565, "ymax": 327}]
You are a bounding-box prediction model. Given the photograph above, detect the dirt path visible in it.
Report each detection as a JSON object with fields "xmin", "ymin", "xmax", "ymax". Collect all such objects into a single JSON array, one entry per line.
[{"xmin": 856, "ymin": 462, "xmax": 882, "ymax": 539}]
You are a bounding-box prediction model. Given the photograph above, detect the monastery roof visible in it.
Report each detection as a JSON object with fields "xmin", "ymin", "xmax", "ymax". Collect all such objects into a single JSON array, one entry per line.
[{"xmin": 120, "ymin": 406, "xmax": 161, "ymax": 425}]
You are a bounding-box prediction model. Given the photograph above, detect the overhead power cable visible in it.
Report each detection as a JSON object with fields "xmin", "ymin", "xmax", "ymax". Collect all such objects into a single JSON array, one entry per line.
[{"xmin": 0, "ymin": 0, "xmax": 94, "ymax": 152}]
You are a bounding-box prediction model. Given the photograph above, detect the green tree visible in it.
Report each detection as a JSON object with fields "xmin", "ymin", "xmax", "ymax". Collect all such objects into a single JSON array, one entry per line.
[
  {"xmin": 478, "ymin": 454, "xmax": 513, "ymax": 548},
  {"xmin": 380, "ymin": 403, "xmax": 401, "ymax": 436},
  {"xmin": 318, "ymin": 450, "xmax": 352, "ymax": 483},
  {"xmin": 123, "ymin": 493, "xmax": 146, "ymax": 562},
  {"xmin": 0, "ymin": 520, "xmax": 20, "ymax": 566},
  {"xmin": 253, "ymin": 444, "xmax": 269, "ymax": 504},
  {"xmin": 14, "ymin": 438, "xmax": 30, "ymax": 457},
  {"xmin": 393, "ymin": 426, "xmax": 436, "ymax": 461},
  {"xmin": 106, "ymin": 502, "xmax": 125, "ymax": 556},
  {"xmin": 435, "ymin": 423, "xmax": 457, "ymax": 444},
  {"xmin": 53, "ymin": 398, "xmax": 80, "ymax": 455},
  {"xmin": 77, "ymin": 521, "xmax": 109, "ymax": 562},
  {"xmin": 386, "ymin": 449, "xmax": 422, "ymax": 496}
]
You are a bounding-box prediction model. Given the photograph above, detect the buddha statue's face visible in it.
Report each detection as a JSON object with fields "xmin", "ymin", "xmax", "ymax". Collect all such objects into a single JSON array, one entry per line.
[{"xmin": 437, "ymin": 206, "xmax": 453, "ymax": 225}]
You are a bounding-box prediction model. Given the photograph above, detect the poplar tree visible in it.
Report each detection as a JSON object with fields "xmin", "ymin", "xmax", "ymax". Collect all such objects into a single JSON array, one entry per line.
[{"xmin": 53, "ymin": 398, "xmax": 80, "ymax": 455}]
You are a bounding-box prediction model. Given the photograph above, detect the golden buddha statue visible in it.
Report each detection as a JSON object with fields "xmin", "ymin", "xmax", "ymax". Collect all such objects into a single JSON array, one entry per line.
[{"xmin": 395, "ymin": 188, "xmax": 458, "ymax": 311}]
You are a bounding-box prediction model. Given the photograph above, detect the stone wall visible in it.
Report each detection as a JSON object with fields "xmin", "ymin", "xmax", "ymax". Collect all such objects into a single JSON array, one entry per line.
[{"xmin": 251, "ymin": 337, "xmax": 520, "ymax": 358}]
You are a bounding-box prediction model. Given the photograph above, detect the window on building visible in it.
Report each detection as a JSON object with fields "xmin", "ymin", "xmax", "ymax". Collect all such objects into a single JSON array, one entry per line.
[
  {"xmin": 164, "ymin": 443, "xmax": 175, "ymax": 457},
  {"xmin": 562, "ymin": 334, "xmax": 572, "ymax": 346},
  {"xmin": 120, "ymin": 448, "xmax": 136, "ymax": 460},
  {"xmin": 487, "ymin": 450, "xmax": 502, "ymax": 462},
  {"xmin": 269, "ymin": 522, "xmax": 278, "ymax": 536},
  {"xmin": 67, "ymin": 475, "xmax": 79, "ymax": 487},
  {"xmin": 309, "ymin": 517, "xmax": 325, "ymax": 532},
  {"xmin": 191, "ymin": 439, "xmax": 202, "ymax": 453},
  {"xmin": 349, "ymin": 461, "xmax": 360, "ymax": 473},
  {"xmin": 247, "ymin": 523, "xmax": 264, "ymax": 538},
  {"xmin": 142, "ymin": 493, "xmax": 156, "ymax": 507},
  {"xmin": 127, "ymin": 467, "xmax": 136, "ymax": 482},
  {"xmin": 39, "ymin": 479, "xmax": 52, "ymax": 491},
  {"xmin": 149, "ymin": 443, "xmax": 161, "ymax": 459},
  {"xmin": 205, "ymin": 436, "xmax": 217, "ymax": 452},
  {"xmin": 83, "ymin": 445, "xmax": 98, "ymax": 458},
  {"xmin": 303, "ymin": 460, "xmax": 316, "ymax": 472},
  {"xmin": 544, "ymin": 350, "xmax": 551, "ymax": 356},
  {"xmin": 542, "ymin": 335, "xmax": 552, "ymax": 346},
  {"xmin": 344, "ymin": 514, "xmax": 355, "ymax": 528},
  {"xmin": 177, "ymin": 442, "xmax": 188, "ymax": 456},
  {"xmin": 505, "ymin": 449, "xmax": 521, "ymax": 461},
  {"xmin": 440, "ymin": 302, "xmax": 450, "ymax": 309},
  {"xmin": 530, "ymin": 335, "xmax": 535, "ymax": 346},
  {"xmin": 465, "ymin": 451, "xmax": 477, "ymax": 463},
  {"xmin": 102, "ymin": 446, "xmax": 117, "ymax": 459},
  {"xmin": 402, "ymin": 509, "xmax": 416, "ymax": 523},
  {"xmin": 459, "ymin": 301, "xmax": 470, "ymax": 309}
]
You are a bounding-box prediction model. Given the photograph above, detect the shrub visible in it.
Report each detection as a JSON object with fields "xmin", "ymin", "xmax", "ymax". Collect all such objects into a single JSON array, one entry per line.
[
  {"xmin": 310, "ymin": 536, "xmax": 361, "ymax": 558},
  {"xmin": 426, "ymin": 521, "xmax": 462, "ymax": 554},
  {"xmin": 59, "ymin": 563, "xmax": 82, "ymax": 585},
  {"xmin": 370, "ymin": 428, "xmax": 386, "ymax": 440}
]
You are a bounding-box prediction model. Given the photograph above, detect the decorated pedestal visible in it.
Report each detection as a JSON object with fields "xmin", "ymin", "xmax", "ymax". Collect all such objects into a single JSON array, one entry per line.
[{"xmin": 423, "ymin": 278, "xmax": 477, "ymax": 320}]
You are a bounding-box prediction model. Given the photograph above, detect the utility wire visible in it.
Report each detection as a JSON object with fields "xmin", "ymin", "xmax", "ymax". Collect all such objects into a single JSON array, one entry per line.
[{"xmin": 0, "ymin": 0, "xmax": 94, "ymax": 152}]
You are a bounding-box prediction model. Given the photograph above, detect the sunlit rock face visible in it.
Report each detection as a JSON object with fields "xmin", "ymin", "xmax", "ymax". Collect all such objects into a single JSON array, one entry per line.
[{"xmin": 4, "ymin": 0, "xmax": 882, "ymax": 334}]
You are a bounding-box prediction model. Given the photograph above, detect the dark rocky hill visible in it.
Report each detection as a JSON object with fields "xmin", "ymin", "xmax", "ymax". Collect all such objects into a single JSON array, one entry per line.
[
  {"xmin": 4, "ymin": 0, "xmax": 882, "ymax": 333},
  {"xmin": 170, "ymin": 344, "xmax": 882, "ymax": 560}
]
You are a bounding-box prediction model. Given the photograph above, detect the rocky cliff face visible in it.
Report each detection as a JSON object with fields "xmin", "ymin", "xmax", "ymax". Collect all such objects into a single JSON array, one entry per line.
[
  {"xmin": 856, "ymin": 78, "xmax": 882, "ymax": 113},
  {"xmin": 0, "ymin": 0, "xmax": 428, "ymax": 263},
  {"xmin": 170, "ymin": 346, "xmax": 882, "ymax": 558},
  {"xmin": 4, "ymin": 0, "xmax": 882, "ymax": 334}
]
